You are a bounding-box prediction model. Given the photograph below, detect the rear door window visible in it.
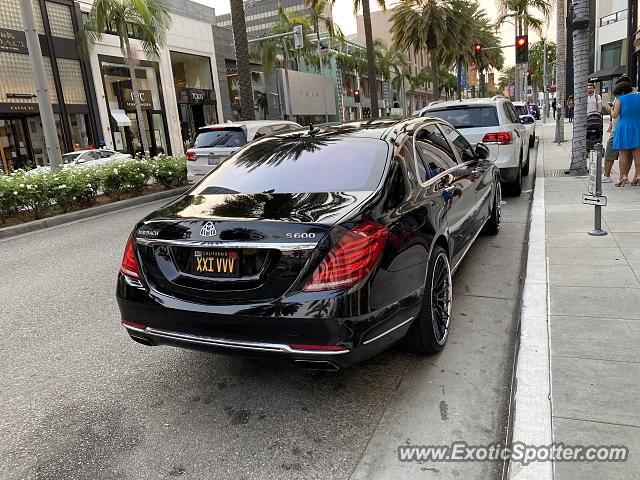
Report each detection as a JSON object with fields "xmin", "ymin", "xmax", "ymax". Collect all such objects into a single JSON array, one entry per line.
[
  {"xmin": 193, "ymin": 138, "xmax": 389, "ymax": 193},
  {"xmin": 438, "ymin": 124, "xmax": 476, "ymax": 163},
  {"xmin": 514, "ymin": 104, "xmax": 528, "ymax": 116},
  {"xmin": 194, "ymin": 128, "xmax": 247, "ymax": 148},
  {"xmin": 426, "ymin": 106, "xmax": 500, "ymax": 129},
  {"xmin": 415, "ymin": 125, "xmax": 457, "ymax": 179}
]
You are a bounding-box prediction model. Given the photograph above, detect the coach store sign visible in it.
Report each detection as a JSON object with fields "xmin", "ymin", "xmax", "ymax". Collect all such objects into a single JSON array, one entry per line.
[
  {"xmin": 176, "ymin": 88, "xmax": 214, "ymax": 105},
  {"xmin": 121, "ymin": 89, "xmax": 153, "ymax": 111},
  {"xmin": 0, "ymin": 29, "xmax": 28, "ymax": 54}
]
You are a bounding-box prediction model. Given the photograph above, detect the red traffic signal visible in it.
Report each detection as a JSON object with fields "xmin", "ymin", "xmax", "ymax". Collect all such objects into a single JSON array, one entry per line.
[
  {"xmin": 526, "ymin": 69, "xmax": 532, "ymax": 78},
  {"xmin": 354, "ymin": 89, "xmax": 361, "ymax": 103},
  {"xmin": 515, "ymin": 35, "xmax": 528, "ymax": 64},
  {"xmin": 474, "ymin": 43, "xmax": 482, "ymax": 53}
]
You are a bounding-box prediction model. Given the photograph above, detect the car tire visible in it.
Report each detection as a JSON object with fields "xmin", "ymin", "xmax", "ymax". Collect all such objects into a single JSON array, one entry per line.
[
  {"xmin": 522, "ymin": 149, "xmax": 530, "ymax": 176},
  {"xmin": 482, "ymin": 181, "xmax": 501, "ymax": 235},
  {"xmin": 407, "ymin": 245, "xmax": 452, "ymax": 354},
  {"xmin": 505, "ymin": 153, "xmax": 523, "ymax": 196},
  {"xmin": 528, "ymin": 131, "xmax": 536, "ymax": 149}
]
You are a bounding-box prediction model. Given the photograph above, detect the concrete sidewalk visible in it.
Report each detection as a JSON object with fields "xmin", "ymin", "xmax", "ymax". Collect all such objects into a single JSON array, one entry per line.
[{"xmin": 541, "ymin": 121, "xmax": 640, "ymax": 479}]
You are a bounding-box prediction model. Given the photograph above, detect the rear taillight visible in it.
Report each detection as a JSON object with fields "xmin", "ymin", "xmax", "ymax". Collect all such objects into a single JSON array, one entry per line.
[
  {"xmin": 186, "ymin": 150, "xmax": 196, "ymax": 161},
  {"xmin": 120, "ymin": 236, "xmax": 140, "ymax": 279},
  {"xmin": 303, "ymin": 221, "xmax": 388, "ymax": 292},
  {"xmin": 482, "ymin": 132, "xmax": 512, "ymax": 144},
  {"xmin": 289, "ymin": 344, "xmax": 348, "ymax": 352}
]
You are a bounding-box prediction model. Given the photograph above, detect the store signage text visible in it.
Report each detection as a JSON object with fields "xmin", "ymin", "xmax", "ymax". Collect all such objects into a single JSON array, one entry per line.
[
  {"xmin": 0, "ymin": 103, "xmax": 37, "ymax": 113},
  {"xmin": 0, "ymin": 28, "xmax": 28, "ymax": 54},
  {"xmin": 176, "ymin": 88, "xmax": 213, "ymax": 105},
  {"xmin": 122, "ymin": 89, "xmax": 153, "ymax": 111}
]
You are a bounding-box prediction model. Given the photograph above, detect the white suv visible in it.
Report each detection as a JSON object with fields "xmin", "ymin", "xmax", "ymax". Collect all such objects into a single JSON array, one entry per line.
[
  {"xmin": 185, "ymin": 120, "xmax": 302, "ymax": 183},
  {"xmin": 422, "ymin": 98, "xmax": 531, "ymax": 195}
]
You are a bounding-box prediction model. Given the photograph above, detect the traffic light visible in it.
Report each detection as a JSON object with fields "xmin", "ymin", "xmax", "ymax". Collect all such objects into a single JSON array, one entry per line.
[
  {"xmin": 515, "ymin": 35, "xmax": 528, "ymax": 64},
  {"xmin": 474, "ymin": 43, "xmax": 482, "ymax": 61},
  {"xmin": 354, "ymin": 89, "xmax": 360, "ymax": 103},
  {"xmin": 293, "ymin": 25, "xmax": 303, "ymax": 49}
]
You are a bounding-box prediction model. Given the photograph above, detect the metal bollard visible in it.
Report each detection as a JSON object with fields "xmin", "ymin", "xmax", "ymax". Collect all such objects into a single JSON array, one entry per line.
[{"xmin": 583, "ymin": 144, "xmax": 607, "ymax": 236}]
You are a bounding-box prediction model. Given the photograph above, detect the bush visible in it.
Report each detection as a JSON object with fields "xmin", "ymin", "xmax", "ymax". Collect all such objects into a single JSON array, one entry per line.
[
  {"xmin": 47, "ymin": 168, "xmax": 101, "ymax": 213},
  {"xmin": 153, "ymin": 155, "xmax": 187, "ymax": 188},
  {"xmin": 99, "ymin": 159, "xmax": 154, "ymax": 199},
  {"xmin": 0, "ymin": 154, "xmax": 186, "ymax": 224}
]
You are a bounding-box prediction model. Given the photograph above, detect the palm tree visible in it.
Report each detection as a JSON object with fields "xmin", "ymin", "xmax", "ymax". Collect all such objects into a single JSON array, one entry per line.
[
  {"xmin": 497, "ymin": 0, "xmax": 551, "ymax": 36},
  {"xmin": 499, "ymin": 65, "xmax": 517, "ymax": 97},
  {"xmin": 230, "ymin": 0, "xmax": 255, "ymax": 120},
  {"xmin": 528, "ymin": 39, "xmax": 556, "ymax": 96},
  {"xmin": 390, "ymin": 0, "xmax": 457, "ymax": 102},
  {"xmin": 554, "ymin": 0, "xmax": 566, "ymax": 143},
  {"xmin": 305, "ymin": 0, "xmax": 344, "ymax": 70},
  {"xmin": 374, "ymin": 40, "xmax": 410, "ymax": 112},
  {"xmin": 569, "ymin": 0, "xmax": 590, "ymax": 173},
  {"xmin": 77, "ymin": 0, "xmax": 171, "ymax": 155},
  {"xmin": 352, "ymin": 0, "xmax": 386, "ymax": 118}
]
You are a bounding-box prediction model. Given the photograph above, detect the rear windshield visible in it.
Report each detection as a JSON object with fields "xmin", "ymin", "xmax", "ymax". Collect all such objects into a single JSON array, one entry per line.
[
  {"xmin": 62, "ymin": 152, "xmax": 82, "ymax": 163},
  {"xmin": 425, "ymin": 106, "xmax": 499, "ymax": 129},
  {"xmin": 514, "ymin": 105, "xmax": 528, "ymax": 116},
  {"xmin": 193, "ymin": 138, "xmax": 388, "ymax": 193},
  {"xmin": 194, "ymin": 128, "xmax": 247, "ymax": 148}
]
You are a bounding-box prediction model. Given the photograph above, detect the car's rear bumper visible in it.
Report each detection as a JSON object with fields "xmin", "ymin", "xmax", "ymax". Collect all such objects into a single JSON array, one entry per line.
[{"xmin": 116, "ymin": 274, "xmax": 420, "ymax": 369}]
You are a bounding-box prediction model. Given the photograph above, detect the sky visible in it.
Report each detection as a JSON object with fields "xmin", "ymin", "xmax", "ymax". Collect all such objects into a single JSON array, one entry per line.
[{"xmin": 200, "ymin": 0, "xmax": 556, "ymax": 67}]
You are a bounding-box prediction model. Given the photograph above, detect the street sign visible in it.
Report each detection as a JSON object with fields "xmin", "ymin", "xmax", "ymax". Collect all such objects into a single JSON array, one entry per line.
[{"xmin": 582, "ymin": 194, "xmax": 607, "ymax": 206}]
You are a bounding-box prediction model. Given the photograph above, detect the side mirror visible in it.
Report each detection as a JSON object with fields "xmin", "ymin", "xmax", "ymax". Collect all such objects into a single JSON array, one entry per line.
[{"xmin": 475, "ymin": 142, "xmax": 490, "ymax": 160}]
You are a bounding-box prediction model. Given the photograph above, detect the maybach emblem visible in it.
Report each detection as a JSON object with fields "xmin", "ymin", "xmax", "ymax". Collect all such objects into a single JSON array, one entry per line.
[{"xmin": 200, "ymin": 221, "xmax": 217, "ymax": 236}]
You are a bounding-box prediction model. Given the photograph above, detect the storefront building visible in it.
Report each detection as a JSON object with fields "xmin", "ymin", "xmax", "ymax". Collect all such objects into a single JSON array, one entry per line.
[
  {"xmin": 82, "ymin": 0, "xmax": 223, "ymax": 156},
  {"xmin": 0, "ymin": 0, "xmax": 99, "ymax": 171}
]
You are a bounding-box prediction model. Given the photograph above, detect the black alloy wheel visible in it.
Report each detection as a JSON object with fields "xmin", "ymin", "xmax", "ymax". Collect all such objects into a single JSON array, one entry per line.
[{"xmin": 407, "ymin": 245, "xmax": 452, "ymax": 353}]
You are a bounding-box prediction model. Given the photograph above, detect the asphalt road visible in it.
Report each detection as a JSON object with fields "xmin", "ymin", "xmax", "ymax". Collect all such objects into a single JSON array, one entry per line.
[{"xmin": 0, "ymin": 144, "xmax": 536, "ymax": 480}]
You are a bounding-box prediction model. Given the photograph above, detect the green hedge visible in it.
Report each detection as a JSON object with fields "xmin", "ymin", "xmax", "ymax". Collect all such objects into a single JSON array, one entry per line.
[{"xmin": 0, "ymin": 155, "xmax": 187, "ymax": 223}]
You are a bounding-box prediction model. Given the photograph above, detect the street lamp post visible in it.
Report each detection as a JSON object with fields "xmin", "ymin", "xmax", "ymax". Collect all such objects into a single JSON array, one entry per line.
[{"xmin": 19, "ymin": 0, "xmax": 61, "ymax": 170}]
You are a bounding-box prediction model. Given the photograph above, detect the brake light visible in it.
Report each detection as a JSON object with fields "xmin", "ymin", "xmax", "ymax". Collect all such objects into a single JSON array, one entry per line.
[
  {"xmin": 482, "ymin": 132, "xmax": 512, "ymax": 144},
  {"xmin": 186, "ymin": 150, "xmax": 196, "ymax": 161},
  {"xmin": 120, "ymin": 236, "xmax": 140, "ymax": 279},
  {"xmin": 122, "ymin": 320, "xmax": 146, "ymax": 330},
  {"xmin": 303, "ymin": 221, "xmax": 388, "ymax": 292}
]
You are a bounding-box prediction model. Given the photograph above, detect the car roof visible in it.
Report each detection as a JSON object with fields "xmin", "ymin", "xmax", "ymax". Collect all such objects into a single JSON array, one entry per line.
[{"xmin": 424, "ymin": 98, "xmax": 508, "ymax": 110}]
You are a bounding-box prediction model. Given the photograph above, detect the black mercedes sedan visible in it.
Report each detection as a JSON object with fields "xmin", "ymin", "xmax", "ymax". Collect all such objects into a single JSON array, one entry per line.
[{"xmin": 116, "ymin": 118, "xmax": 501, "ymax": 370}]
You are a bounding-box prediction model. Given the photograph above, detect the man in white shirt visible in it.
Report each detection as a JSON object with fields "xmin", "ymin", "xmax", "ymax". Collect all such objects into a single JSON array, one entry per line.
[{"xmin": 587, "ymin": 83, "xmax": 602, "ymax": 113}]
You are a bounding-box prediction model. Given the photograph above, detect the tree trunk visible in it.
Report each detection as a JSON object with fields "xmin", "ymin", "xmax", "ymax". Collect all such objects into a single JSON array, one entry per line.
[
  {"xmin": 555, "ymin": 0, "xmax": 566, "ymax": 143},
  {"xmin": 124, "ymin": 40, "xmax": 148, "ymax": 156},
  {"xmin": 570, "ymin": 0, "xmax": 589, "ymax": 173},
  {"xmin": 361, "ymin": 0, "xmax": 379, "ymax": 118},
  {"xmin": 230, "ymin": 0, "xmax": 255, "ymax": 120},
  {"xmin": 456, "ymin": 56, "xmax": 462, "ymax": 100},
  {"xmin": 430, "ymin": 54, "xmax": 439, "ymax": 101}
]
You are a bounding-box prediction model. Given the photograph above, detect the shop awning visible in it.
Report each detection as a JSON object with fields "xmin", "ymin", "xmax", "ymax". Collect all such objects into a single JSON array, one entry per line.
[
  {"xmin": 110, "ymin": 109, "xmax": 131, "ymax": 127},
  {"xmin": 589, "ymin": 65, "xmax": 627, "ymax": 83}
]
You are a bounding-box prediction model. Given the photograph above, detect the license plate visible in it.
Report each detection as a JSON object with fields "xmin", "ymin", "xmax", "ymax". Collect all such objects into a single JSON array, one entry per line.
[
  {"xmin": 208, "ymin": 157, "xmax": 220, "ymax": 166},
  {"xmin": 191, "ymin": 249, "xmax": 240, "ymax": 277}
]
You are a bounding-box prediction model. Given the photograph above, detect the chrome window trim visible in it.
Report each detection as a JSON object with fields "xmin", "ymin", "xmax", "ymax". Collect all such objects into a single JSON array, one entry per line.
[
  {"xmin": 135, "ymin": 238, "xmax": 318, "ymax": 251},
  {"xmin": 124, "ymin": 325, "xmax": 351, "ymax": 355}
]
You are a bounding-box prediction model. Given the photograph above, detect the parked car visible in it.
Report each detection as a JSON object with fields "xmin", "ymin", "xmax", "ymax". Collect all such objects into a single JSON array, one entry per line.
[
  {"xmin": 422, "ymin": 97, "xmax": 530, "ymax": 195},
  {"xmin": 27, "ymin": 149, "xmax": 132, "ymax": 174},
  {"xmin": 512, "ymin": 101, "xmax": 537, "ymax": 149},
  {"xmin": 185, "ymin": 120, "xmax": 302, "ymax": 184},
  {"xmin": 117, "ymin": 118, "xmax": 501, "ymax": 369}
]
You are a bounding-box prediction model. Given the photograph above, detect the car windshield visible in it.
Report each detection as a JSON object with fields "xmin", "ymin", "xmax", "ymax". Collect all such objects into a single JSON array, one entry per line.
[
  {"xmin": 61, "ymin": 152, "xmax": 82, "ymax": 163},
  {"xmin": 193, "ymin": 137, "xmax": 389, "ymax": 194},
  {"xmin": 425, "ymin": 106, "xmax": 500, "ymax": 128},
  {"xmin": 194, "ymin": 128, "xmax": 247, "ymax": 148},
  {"xmin": 514, "ymin": 105, "xmax": 528, "ymax": 116}
]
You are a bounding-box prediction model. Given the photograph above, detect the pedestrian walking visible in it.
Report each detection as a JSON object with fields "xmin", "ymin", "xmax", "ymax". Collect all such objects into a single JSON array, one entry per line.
[
  {"xmin": 567, "ymin": 96, "xmax": 575, "ymax": 122},
  {"xmin": 611, "ymin": 76, "xmax": 640, "ymax": 186},
  {"xmin": 552, "ymin": 98, "xmax": 557, "ymax": 119},
  {"xmin": 603, "ymin": 77, "xmax": 634, "ymax": 183}
]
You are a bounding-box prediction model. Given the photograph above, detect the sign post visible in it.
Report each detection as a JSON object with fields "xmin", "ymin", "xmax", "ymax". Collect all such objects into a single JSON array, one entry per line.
[{"xmin": 583, "ymin": 144, "xmax": 607, "ymax": 236}]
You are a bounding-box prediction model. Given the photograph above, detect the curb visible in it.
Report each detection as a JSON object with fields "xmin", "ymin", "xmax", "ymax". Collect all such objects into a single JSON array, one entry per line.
[
  {"xmin": 506, "ymin": 135, "xmax": 553, "ymax": 479},
  {"xmin": 0, "ymin": 186, "xmax": 190, "ymax": 240}
]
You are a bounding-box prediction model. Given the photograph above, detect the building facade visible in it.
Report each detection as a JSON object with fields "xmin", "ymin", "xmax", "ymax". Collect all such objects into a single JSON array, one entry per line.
[
  {"xmin": 0, "ymin": 0, "xmax": 100, "ymax": 171},
  {"xmin": 216, "ymin": 0, "xmax": 331, "ymax": 38},
  {"xmin": 76, "ymin": 0, "xmax": 223, "ymax": 157}
]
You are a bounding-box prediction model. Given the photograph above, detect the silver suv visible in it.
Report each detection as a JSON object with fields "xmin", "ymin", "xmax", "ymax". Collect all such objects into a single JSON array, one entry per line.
[
  {"xmin": 422, "ymin": 98, "xmax": 531, "ymax": 195},
  {"xmin": 185, "ymin": 120, "xmax": 302, "ymax": 183}
]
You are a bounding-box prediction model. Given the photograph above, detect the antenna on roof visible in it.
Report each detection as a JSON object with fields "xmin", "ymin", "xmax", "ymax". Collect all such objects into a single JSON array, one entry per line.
[{"xmin": 308, "ymin": 123, "xmax": 320, "ymax": 135}]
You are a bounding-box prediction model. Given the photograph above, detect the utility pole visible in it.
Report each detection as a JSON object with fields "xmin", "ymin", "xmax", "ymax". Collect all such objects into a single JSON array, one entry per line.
[
  {"xmin": 20, "ymin": 0, "xmax": 61, "ymax": 170},
  {"xmin": 628, "ymin": 0, "xmax": 638, "ymax": 86}
]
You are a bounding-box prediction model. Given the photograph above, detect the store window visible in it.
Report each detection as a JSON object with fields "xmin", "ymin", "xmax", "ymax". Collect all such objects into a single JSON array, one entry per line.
[
  {"xmin": 170, "ymin": 51, "xmax": 217, "ymax": 146},
  {"xmin": 0, "ymin": 53, "xmax": 57, "ymax": 103},
  {"xmin": 0, "ymin": 0, "xmax": 44, "ymax": 32},
  {"xmin": 45, "ymin": 1, "xmax": 74, "ymax": 39},
  {"xmin": 101, "ymin": 60, "xmax": 168, "ymax": 156}
]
